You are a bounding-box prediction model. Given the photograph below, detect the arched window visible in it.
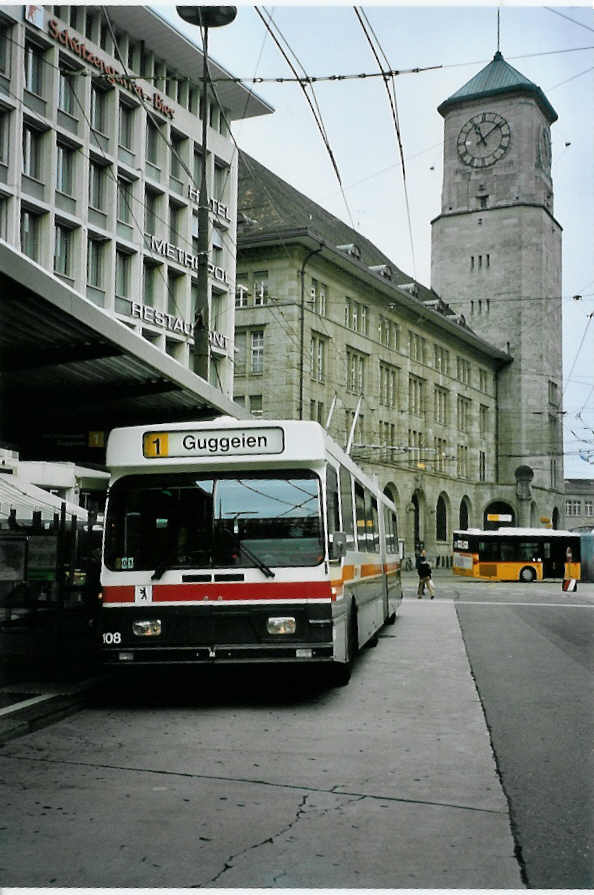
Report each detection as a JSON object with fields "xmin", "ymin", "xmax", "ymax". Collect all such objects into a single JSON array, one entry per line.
[
  {"xmin": 436, "ymin": 496, "xmax": 447, "ymax": 541},
  {"xmin": 459, "ymin": 499, "xmax": 469, "ymax": 530}
]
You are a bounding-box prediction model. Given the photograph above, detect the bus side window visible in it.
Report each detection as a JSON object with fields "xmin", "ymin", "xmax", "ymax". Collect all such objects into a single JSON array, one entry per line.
[
  {"xmin": 339, "ymin": 465, "xmax": 355, "ymax": 548},
  {"xmin": 354, "ymin": 481, "xmax": 366, "ymax": 551},
  {"xmin": 370, "ymin": 496, "xmax": 380, "ymax": 554},
  {"xmin": 326, "ymin": 464, "xmax": 340, "ymax": 551},
  {"xmin": 384, "ymin": 507, "xmax": 396, "ymax": 554}
]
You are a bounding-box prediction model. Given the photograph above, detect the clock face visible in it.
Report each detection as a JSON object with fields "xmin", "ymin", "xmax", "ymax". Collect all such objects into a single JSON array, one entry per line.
[{"xmin": 457, "ymin": 112, "xmax": 511, "ymax": 168}]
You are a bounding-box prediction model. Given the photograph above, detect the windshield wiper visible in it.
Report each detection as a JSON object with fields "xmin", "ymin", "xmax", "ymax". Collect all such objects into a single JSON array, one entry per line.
[{"xmin": 237, "ymin": 542, "xmax": 275, "ymax": 578}]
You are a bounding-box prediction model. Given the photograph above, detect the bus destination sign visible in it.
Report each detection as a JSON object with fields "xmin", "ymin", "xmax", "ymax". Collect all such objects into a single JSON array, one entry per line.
[{"xmin": 143, "ymin": 428, "xmax": 285, "ymax": 459}]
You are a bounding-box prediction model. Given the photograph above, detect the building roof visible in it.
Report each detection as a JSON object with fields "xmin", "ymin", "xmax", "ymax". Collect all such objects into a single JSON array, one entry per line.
[
  {"xmin": 238, "ymin": 151, "xmax": 436, "ymax": 300},
  {"xmin": 88, "ymin": 6, "xmax": 274, "ymax": 122},
  {"xmin": 438, "ymin": 51, "xmax": 557, "ymax": 123},
  {"xmin": 237, "ymin": 151, "xmax": 510, "ymax": 363}
]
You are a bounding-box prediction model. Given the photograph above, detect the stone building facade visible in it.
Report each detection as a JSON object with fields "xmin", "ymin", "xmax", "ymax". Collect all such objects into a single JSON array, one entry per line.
[{"xmin": 234, "ymin": 51, "xmax": 568, "ymax": 561}]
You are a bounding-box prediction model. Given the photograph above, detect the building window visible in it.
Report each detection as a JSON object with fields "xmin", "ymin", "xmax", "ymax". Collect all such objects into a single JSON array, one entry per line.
[
  {"xmin": 434, "ymin": 344, "xmax": 449, "ymax": 375},
  {"xmin": 347, "ymin": 349, "xmax": 366, "ymax": 394},
  {"xmin": 548, "ymin": 380, "xmax": 560, "ymax": 406},
  {"xmin": 235, "ymin": 273, "xmax": 249, "ymax": 308},
  {"xmin": 115, "ymin": 250, "xmax": 131, "ymax": 297},
  {"xmin": 378, "ymin": 315, "xmax": 398, "ymax": 349},
  {"xmin": 253, "ymin": 270, "xmax": 269, "ymax": 306},
  {"xmin": 408, "ymin": 374, "xmax": 425, "ymax": 417},
  {"xmin": 24, "ymin": 42, "xmax": 43, "ymax": 96},
  {"xmin": 250, "ymin": 394, "xmax": 263, "ymax": 417},
  {"xmin": 436, "ymin": 496, "xmax": 447, "ymax": 542},
  {"xmin": 457, "ymin": 356, "xmax": 471, "ymax": 385},
  {"xmin": 56, "ymin": 142, "xmax": 74, "ymax": 195},
  {"xmin": 310, "ymin": 399, "xmax": 325, "ymax": 424},
  {"xmin": 0, "ymin": 109, "xmax": 10, "ymax": 165},
  {"xmin": 379, "ymin": 362, "xmax": 398, "ymax": 408},
  {"xmin": 457, "ymin": 395, "xmax": 471, "ymax": 432},
  {"xmin": 117, "ymin": 177, "xmax": 133, "ymax": 224},
  {"xmin": 409, "ymin": 331, "xmax": 426, "ymax": 363},
  {"xmin": 20, "ymin": 210, "xmax": 40, "ymax": 260},
  {"xmin": 58, "ymin": 66, "xmax": 76, "ymax": 116},
  {"xmin": 565, "ymin": 500, "xmax": 581, "ymax": 516},
  {"xmin": 214, "ymin": 161, "xmax": 228, "ymax": 202},
  {"xmin": 212, "ymin": 225, "xmax": 224, "ymax": 267},
  {"xmin": 345, "ymin": 297, "xmax": 369, "ymax": 335},
  {"xmin": 310, "ymin": 333, "xmax": 327, "ymax": 383},
  {"xmin": 434, "ymin": 386, "xmax": 449, "ymax": 425},
  {"xmin": 23, "ymin": 125, "xmax": 41, "ymax": 179},
  {"xmin": 87, "ymin": 238, "xmax": 103, "ymax": 288},
  {"xmin": 379, "ymin": 421, "xmax": 395, "ymax": 459},
  {"xmin": 54, "ymin": 223, "xmax": 73, "ymax": 276},
  {"xmin": 408, "ymin": 429, "xmax": 424, "ymax": 466},
  {"xmin": 250, "ymin": 330, "xmax": 264, "ymax": 374},
  {"xmin": 145, "ymin": 189, "xmax": 160, "ymax": 235},
  {"xmin": 167, "ymin": 269, "xmax": 183, "ymax": 316},
  {"xmin": 585, "ymin": 501, "xmax": 593, "ymax": 517},
  {"xmin": 0, "ymin": 24, "xmax": 10, "ymax": 76},
  {"xmin": 434, "ymin": 437, "xmax": 447, "ymax": 473},
  {"xmin": 143, "ymin": 263, "xmax": 157, "ymax": 307},
  {"xmin": 457, "ymin": 444, "xmax": 469, "ymax": 478},
  {"xmin": 119, "ymin": 103, "xmax": 134, "ymax": 150},
  {"xmin": 146, "ymin": 120, "xmax": 160, "ymax": 165},
  {"xmin": 90, "ymin": 85, "xmax": 107, "ymax": 133},
  {"xmin": 479, "ymin": 404, "xmax": 488, "ymax": 437},
  {"xmin": 171, "ymin": 132, "xmax": 184, "ymax": 180},
  {"xmin": 479, "ymin": 369, "xmax": 489, "ymax": 394},
  {"xmin": 89, "ymin": 161, "xmax": 106, "ymax": 210},
  {"xmin": 479, "ymin": 450, "xmax": 486, "ymax": 482},
  {"xmin": 311, "ymin": 278, "xmax": 327, "ymax": 316}
]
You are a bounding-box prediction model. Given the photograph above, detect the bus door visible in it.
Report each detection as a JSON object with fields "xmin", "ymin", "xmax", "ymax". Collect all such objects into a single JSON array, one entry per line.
[{"xmin": 541, "ymin": 540, "xmax": 558, "ymax": 578}]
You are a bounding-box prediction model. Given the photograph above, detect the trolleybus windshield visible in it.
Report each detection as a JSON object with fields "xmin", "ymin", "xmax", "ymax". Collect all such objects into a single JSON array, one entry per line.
[{"xmin": 104, "ymin": 470, "xmax": 324, "ymax": 574}]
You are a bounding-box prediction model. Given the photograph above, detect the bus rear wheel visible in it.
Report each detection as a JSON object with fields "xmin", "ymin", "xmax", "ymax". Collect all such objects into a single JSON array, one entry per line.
[{"xmin": 519, "ymin": 566, "xmax": 536, "ymax": 582}]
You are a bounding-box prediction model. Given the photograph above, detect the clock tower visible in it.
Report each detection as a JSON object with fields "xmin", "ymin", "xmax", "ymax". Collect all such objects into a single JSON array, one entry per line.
[{"xmin": 431, "ymin": 52, "xmax": 564, "ymax": 524}]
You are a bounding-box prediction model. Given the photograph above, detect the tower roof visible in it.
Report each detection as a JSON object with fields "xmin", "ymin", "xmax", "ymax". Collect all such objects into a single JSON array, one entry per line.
[{"xmin": 438, "ymin": 51, "xmax": 557, "ymax": 123}]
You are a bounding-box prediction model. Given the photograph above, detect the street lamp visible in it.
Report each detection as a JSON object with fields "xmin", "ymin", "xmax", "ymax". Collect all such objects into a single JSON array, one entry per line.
[{"xmin": 176, "ymin": 6, "xmax": 237, "ymax": 380}]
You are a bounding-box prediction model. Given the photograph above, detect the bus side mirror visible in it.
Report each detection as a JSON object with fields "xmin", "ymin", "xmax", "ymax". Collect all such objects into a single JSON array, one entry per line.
[{"xmin": 330, "ymin": 531, "xmax": 347, "ymax": 561}]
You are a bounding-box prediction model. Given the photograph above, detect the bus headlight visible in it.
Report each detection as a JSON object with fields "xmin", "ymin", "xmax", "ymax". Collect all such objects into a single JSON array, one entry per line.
[
  {"xmin": 132, "ymin": 619, "xmax": 162, "ymax": 637},
  {"xmin": 267, "ymin": 616, "xmax": 296, "ymax": 635}
]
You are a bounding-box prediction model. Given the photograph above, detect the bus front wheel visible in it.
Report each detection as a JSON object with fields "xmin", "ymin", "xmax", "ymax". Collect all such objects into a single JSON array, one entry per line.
[{"xmin": 519, "ymin": 566, "xmax": 536, "ymax": 583}]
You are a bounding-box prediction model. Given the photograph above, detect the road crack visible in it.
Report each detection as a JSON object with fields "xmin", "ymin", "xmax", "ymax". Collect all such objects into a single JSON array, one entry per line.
[{"xmin": 197, "ymin": 793, "xmax": 311, "ymax": 887}]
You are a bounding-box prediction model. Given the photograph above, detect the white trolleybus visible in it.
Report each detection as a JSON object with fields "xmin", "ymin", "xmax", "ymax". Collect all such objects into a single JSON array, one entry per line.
[{"xmin": 100, "ymin": 418, "xmax": 403, "ymax": 685}]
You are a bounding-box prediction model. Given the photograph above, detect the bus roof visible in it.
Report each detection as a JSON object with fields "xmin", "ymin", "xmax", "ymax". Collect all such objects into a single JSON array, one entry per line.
[
  {"xmin": 105, "ymin": 418, "xmax": 389, "ymax": 504},
  {"xmin": 454, "ymin": 528, "xmax": 578, "ymax": 538}
]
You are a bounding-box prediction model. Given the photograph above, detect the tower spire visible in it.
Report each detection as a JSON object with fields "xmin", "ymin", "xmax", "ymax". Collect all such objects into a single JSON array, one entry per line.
[{"xmin": 497, "ymin": 7, "xmax": 501, "ymax": 53}]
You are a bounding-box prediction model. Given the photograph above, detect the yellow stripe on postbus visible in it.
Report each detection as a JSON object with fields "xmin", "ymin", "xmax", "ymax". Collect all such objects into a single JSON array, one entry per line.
[{"xmin": 143, "ymin": 432, "xmax": 169, "ymax": 458}]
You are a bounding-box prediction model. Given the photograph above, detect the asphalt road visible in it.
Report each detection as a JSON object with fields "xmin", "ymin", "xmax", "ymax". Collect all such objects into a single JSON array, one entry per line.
[{"xmin": 452, "ymin": 583, "xmax": 594, "ymax": 888}]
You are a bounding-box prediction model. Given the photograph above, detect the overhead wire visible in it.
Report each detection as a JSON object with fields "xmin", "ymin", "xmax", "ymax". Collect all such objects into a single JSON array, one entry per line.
[
  {"xmin": 353, "ymin": 6, "xmax": 417, "ymax": 281},
  {"xmin": 253, "ymin": 6, "xmax": 354, "ymax": 228}
]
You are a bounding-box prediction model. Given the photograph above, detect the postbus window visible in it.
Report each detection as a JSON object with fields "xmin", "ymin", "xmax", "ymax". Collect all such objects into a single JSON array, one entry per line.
[{"xmin": 339, "ymin": 465, "xmax": 355, "ymax": 547}]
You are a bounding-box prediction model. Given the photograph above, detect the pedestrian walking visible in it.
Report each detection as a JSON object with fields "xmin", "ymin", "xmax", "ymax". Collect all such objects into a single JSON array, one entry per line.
[{"xmin": 417, "ymin": 549, "xmax": 435, "ymax": 599}]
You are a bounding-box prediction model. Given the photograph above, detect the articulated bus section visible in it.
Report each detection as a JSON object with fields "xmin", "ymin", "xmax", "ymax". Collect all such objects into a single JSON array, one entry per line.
[{"xmin": 453, "ymin": 528, "xmax": 581, "ymax": 583}]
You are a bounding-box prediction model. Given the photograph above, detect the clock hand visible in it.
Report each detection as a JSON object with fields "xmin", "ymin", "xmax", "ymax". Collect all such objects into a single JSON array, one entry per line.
[
  {"xmin": 481, "ymin": 122, "xmax": 502, "ymax": 141},
  {"xmin": 473, "ymin": 123, "xmax": 487, "ymax": 146}
]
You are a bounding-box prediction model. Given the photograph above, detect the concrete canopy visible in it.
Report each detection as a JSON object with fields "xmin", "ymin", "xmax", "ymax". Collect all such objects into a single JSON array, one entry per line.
[{"xmin": 0, "ymin": 242, "xmax": 249, "ymax": 465}]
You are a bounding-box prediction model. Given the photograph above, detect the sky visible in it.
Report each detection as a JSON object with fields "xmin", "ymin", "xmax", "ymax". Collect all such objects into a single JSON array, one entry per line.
[{"xmin": 156, "ymin": 2, "xmax": 594, "ymax": 478}]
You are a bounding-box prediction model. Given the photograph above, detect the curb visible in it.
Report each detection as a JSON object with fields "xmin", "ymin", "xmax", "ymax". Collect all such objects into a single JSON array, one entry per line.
[{"xmin": 0, "ymin": 676, "xmax": 107, "ymax": 744}]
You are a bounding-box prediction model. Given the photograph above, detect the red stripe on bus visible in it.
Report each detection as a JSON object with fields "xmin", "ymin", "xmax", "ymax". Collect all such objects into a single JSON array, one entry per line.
[{"xmin": 103, "ymin": 581, "xmax": 333, "ymax": 604}]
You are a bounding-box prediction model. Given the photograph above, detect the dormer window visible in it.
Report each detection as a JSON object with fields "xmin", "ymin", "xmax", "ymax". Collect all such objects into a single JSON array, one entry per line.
[{"xmin": 337, "ymin": 243, "xmax": 361, "ymax": 260}]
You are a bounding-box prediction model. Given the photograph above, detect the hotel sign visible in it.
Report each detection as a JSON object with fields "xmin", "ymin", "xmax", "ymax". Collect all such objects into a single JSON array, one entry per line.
[
  {"xmin": 187, "ymin": 185, "xmax": 231, "ymax": 223},
  {"xmin": 148, "ymin": 235, "xmax": 230, "ymax": 285},
  {"xmin": 47, "ymin": 19, "xmax": 175, "ymax": 119}
]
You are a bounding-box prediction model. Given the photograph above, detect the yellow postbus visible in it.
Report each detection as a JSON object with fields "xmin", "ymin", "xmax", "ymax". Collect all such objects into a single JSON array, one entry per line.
[{"xmin": 453, "ymin": 528, "xmax": 581, "ymax": 582}]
